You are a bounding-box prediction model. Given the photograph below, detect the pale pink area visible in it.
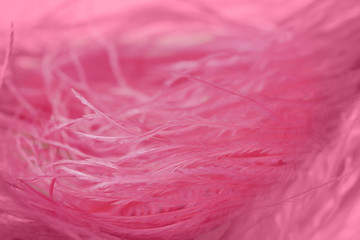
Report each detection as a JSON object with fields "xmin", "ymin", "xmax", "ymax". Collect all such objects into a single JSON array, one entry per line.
[
  {"xmin": 0, "ymin": 0, "xmax": 314, "ymax": 30},
  {"xmin": 1, "ymin": 1, "xmax": 360, "ymax": 240}
]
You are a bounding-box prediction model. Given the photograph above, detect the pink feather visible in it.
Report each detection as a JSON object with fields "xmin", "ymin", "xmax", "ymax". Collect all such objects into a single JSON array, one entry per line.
[{"xmin": 1, "ymin": 0, "xmax": 360, "ymax": 239}]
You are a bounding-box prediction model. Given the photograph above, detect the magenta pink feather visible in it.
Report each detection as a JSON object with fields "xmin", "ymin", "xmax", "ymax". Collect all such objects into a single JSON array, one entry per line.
[{"xmin": 1, "ymin": 0, "xmax": 360, "ymax": 239}]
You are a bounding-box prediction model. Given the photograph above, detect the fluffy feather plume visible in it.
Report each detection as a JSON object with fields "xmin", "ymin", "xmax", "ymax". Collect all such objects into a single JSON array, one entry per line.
[{"xmin": 1, "ymin": 0, "xmax": 360, "ymax": 239}]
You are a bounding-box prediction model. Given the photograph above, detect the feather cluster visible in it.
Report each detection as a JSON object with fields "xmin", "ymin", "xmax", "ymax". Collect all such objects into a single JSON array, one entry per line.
[{"xmin": 1, "ymin": 0, "xmax": 360, "ymax": 239}]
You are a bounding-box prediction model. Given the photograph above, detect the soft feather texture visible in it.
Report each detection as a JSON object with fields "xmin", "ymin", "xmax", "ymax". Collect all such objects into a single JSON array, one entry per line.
[{"xmin": 1, "ymin": 0, "xmax": 360, "ymax": 239}]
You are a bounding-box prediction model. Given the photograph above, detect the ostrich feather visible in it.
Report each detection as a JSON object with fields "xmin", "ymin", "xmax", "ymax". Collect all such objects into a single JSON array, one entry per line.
[{"xmin": 1, "ymin": 0, "xmax": 360, "ymax": 239}]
